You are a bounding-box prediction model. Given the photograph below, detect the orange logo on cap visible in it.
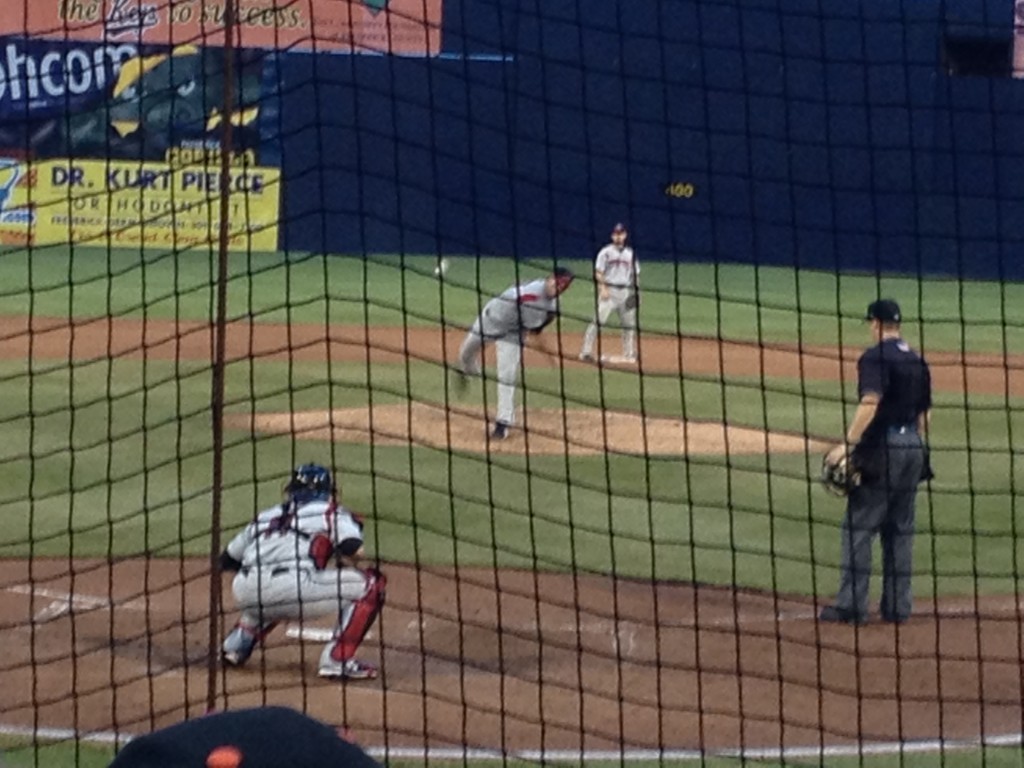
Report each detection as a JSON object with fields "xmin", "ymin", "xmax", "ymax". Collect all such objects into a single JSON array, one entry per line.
[{"xmin": 206, "ymin": 745, "xmax": 243, "ymax": 768}]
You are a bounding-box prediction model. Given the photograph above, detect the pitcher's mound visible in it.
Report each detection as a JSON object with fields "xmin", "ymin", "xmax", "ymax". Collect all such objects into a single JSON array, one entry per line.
[{"xmin": 232, "ymin": 403, "xmax": 824, "ymax": 457}]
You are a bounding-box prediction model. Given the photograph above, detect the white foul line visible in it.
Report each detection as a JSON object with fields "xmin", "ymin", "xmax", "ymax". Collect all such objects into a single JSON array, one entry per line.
[{"xmin": 0, "ymin": 722, "xmax": 1021, "ymax": 761}]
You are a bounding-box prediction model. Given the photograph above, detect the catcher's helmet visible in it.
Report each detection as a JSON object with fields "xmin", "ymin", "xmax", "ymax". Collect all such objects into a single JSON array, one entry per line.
[{"xmin": 284, "ymin": 463, "xmax": 334, "ymax": 505}]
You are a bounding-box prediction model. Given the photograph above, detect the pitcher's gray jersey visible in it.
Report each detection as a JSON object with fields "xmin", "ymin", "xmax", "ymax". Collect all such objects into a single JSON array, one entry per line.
[
  {"xmin": 225, "ymin": 500, "xmax": 363, "ymax": 571},
  {"xmin": 482, "ymin": 278, "xmax": 558, "ymax": 334},
  {"xmin": 595, "ymin": 244, "xmax": 638, "ymax": 288}
]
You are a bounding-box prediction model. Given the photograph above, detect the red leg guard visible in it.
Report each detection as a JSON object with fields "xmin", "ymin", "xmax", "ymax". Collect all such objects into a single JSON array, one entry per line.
[{"xmin": 329, "ymin": 570, "xmax": 387, "ymax": 663}]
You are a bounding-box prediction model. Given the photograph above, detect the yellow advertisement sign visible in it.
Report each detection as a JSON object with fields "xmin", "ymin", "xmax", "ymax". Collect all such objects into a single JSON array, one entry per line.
[{"xmin": 0, "ymin": 156, "xmax": 280, "ymax": 251}]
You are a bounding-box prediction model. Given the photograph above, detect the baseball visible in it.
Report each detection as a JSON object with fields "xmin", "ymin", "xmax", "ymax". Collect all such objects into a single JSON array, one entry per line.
[{"xmin": 434, "ymin": 258, "xmax": 449, "ymax": 278}]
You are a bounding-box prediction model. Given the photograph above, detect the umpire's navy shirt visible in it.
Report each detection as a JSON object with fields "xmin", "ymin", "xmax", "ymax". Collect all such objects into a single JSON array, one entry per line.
[{"xmin": 857, "ymin": 337, "xmax": 932, "ymax": 447}]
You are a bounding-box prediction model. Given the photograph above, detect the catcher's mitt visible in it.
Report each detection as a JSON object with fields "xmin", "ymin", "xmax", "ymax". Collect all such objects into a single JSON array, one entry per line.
[
  {"xmin": 820, "ymin": 453, "xmax": 861, "ymax": 497},
  {"xmin": 624, "ymin": 292, "xmax": 639, "ymax": 311}
]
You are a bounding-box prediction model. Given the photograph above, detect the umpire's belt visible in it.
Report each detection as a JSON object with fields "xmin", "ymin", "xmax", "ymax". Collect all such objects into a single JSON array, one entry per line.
[
  {"xmin": 239, "ymin": 566, "xmax": 292, "ymax": 577},
  {"xmin": 887, "ymin": 424, "xmax": 917, "ymax": 435}
]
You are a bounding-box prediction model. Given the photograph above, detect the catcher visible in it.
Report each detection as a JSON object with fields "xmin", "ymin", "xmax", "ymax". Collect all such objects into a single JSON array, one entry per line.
[
  {"xmin": 219, "ymin": 464, "xmax": 385, "ymax": 679},
  {"xmin": 579, "ymin": 222, "xmax": 639, "ymax": 363},
  {"xmin": 819, "ymin": 299, "xmax": 932, "ymax": 626}
]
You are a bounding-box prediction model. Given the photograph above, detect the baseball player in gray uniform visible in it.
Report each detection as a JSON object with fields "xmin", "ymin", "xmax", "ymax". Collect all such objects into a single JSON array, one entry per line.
[
  {"xmin": 455, "ymin": 267, "xmax": 575, "ymax": 439},
  {"xmin": 579, "ymin": 222, "xmax": 640, "ymax": 363},
  {"xmin": 219, "ymin": 464, "xmax": 385, "ymax": 680}
]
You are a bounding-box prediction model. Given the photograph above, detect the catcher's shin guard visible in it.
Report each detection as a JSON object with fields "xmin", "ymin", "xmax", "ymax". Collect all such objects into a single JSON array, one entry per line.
[{"xmin": 326, "ymin": 569, "xmax": 387, "ymax": 663}]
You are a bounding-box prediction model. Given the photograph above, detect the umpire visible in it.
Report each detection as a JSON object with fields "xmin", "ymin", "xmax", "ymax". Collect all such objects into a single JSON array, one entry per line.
[{"xmin": 820, "ymin": 299, "xmax": 932, "ymax": 626}]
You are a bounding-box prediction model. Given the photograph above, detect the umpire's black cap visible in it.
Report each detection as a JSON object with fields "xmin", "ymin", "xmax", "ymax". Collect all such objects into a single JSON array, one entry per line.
[
  {"xmin": 107, "ymin": 707, "xmax": 381, "ymax": 768},
  {"xmin": 866, "ymin": 299, "xmax": 901, "ymax": 323}
]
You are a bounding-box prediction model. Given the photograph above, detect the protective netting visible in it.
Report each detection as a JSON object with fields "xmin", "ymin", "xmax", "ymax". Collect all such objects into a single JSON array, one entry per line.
[{"xmin": 1, "ymin": 0, "xmax": 1023, "ymax": 765}]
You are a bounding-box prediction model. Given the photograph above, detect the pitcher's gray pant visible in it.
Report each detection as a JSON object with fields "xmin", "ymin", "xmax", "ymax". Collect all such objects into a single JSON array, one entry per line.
[
  {"xmin": 458, "ymin": 313, "xmax": 522, "ymax": 426},
  {"xmin": 580, "ymin": 287, "xmax": 636, "ymax": 359},
  {"xmin": 834, "ymin": 430, "xmax": 925, "ymax": 620}
]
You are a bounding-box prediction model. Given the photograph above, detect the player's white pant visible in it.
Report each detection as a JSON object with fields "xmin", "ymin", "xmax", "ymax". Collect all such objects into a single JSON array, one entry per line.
[
  {"xmin": 225, "ymin": 565, "xmax": 383, "ymax": 671},
  {"xmin": 231, "ymin": 565, "xmax": 369, "ymax": 624},
  {"xmin": 580, "ymin": 287, "xmax": 636, "ymax": 360},
  {"xmin": 458, "ymin": 312, "xmax": 523, "ymax": 426}
]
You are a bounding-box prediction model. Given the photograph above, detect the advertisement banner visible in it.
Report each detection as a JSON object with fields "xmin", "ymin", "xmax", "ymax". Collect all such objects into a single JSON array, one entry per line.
[
  {"xmin": 0, "ymin": 37, "xmax": 276, "ymax": 163},
  {"xmin": 0, "ymin": 156, "xmax": 280, "ymax": 250},
  {"xmin": 0, "ymin": 38, "xmax": 141, "ymax": 121},
  {"xmin": 6, "ymin": 0, "xmax": 442, "ymax": 57}
]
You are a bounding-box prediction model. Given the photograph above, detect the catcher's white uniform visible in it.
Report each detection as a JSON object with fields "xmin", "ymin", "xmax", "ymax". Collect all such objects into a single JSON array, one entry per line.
[
  {"xmin": 580, "ymin": 237, "xmax": 639, "ymax": 361},
  {"xmin": 221, "ymin": 497, "xmax": 384, "ymax": 679},
  {"xmin": 225, "ymin": 499, "xmax": 369, "ymax": 618}
]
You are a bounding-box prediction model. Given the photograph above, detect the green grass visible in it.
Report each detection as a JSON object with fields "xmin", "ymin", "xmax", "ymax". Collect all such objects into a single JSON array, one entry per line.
[
  {"xmin": 0, "ymin": 740, "xmax": 114, "ymax": 768},
  {"xmin": 0, "ymin": 352, "xmax": 1020, "ymax": 600},
  {"xmin": 1, "ymin": 247, "xmax": 1023, "ymax": 353}
]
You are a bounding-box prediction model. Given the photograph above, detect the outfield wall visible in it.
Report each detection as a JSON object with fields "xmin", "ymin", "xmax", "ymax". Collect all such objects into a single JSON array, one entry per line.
[{"xmin": 278, "ymin": 0, "xmax": 1024, "ymax": 279}]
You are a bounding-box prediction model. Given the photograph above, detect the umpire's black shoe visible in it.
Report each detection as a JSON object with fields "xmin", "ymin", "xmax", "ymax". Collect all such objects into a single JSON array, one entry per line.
[
  {"xmin": 491, "ymin": 421, "xmax": 509, "ymax": 440},
  {"xmin": 881, "ymin": 612, "xmax": 909, "ymax": 625},
  {"xmin": 818, "ymin": 605, "xmax": 868, "ymax": 626}
]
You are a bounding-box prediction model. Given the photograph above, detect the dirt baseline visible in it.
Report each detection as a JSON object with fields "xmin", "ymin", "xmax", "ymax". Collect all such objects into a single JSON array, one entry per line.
[
  {"xmin": 1, "ymin": 558, "xmax": 1022, "ymax": 754},
  {"xmin": 0, "ymin": 315, "xmax": 1020, "ymax": 396}
]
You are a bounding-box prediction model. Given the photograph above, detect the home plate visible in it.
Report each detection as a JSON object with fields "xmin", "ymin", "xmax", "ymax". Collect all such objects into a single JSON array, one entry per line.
[
  {"xmin": 285, "ymin": 625, "xmax": 377, "ymax": 642},
  {"xmin": 286, "ymin": 626, "xmax": 336, "ymax": 642}
]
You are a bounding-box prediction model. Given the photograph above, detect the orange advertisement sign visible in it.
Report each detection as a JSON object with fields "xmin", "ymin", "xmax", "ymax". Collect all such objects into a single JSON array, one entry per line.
[{"xmin": 6, "ymin": 0, "xmax": 442, "ymax": 56}]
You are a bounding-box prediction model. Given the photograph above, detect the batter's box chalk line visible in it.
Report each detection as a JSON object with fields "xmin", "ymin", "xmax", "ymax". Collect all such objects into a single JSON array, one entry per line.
[
  {"xmin": 283, "ymin": 609, "xmax": 823, "ymax": 645},
  {"xmin": 4, "ymin": 584, "xmax": 148, "ymax": 624},
  {"xmin": 286, "ymin": 620, "xmax": 638, "ymax": 654},
  {"xmin": 281, "ymin": 612, "xmax": 831, "ymax": 659}
]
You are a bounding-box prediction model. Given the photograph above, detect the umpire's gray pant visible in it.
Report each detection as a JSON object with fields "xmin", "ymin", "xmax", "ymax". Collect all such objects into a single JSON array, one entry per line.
[{"xmin": 835, "ymin": 430, "xmax": 925, "ymax": 620}]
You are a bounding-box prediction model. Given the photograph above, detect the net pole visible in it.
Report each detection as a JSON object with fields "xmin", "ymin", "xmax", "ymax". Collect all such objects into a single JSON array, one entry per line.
[{"xmin": 207, "ymin": 0, "xmax": 238, "ymax": 713}]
